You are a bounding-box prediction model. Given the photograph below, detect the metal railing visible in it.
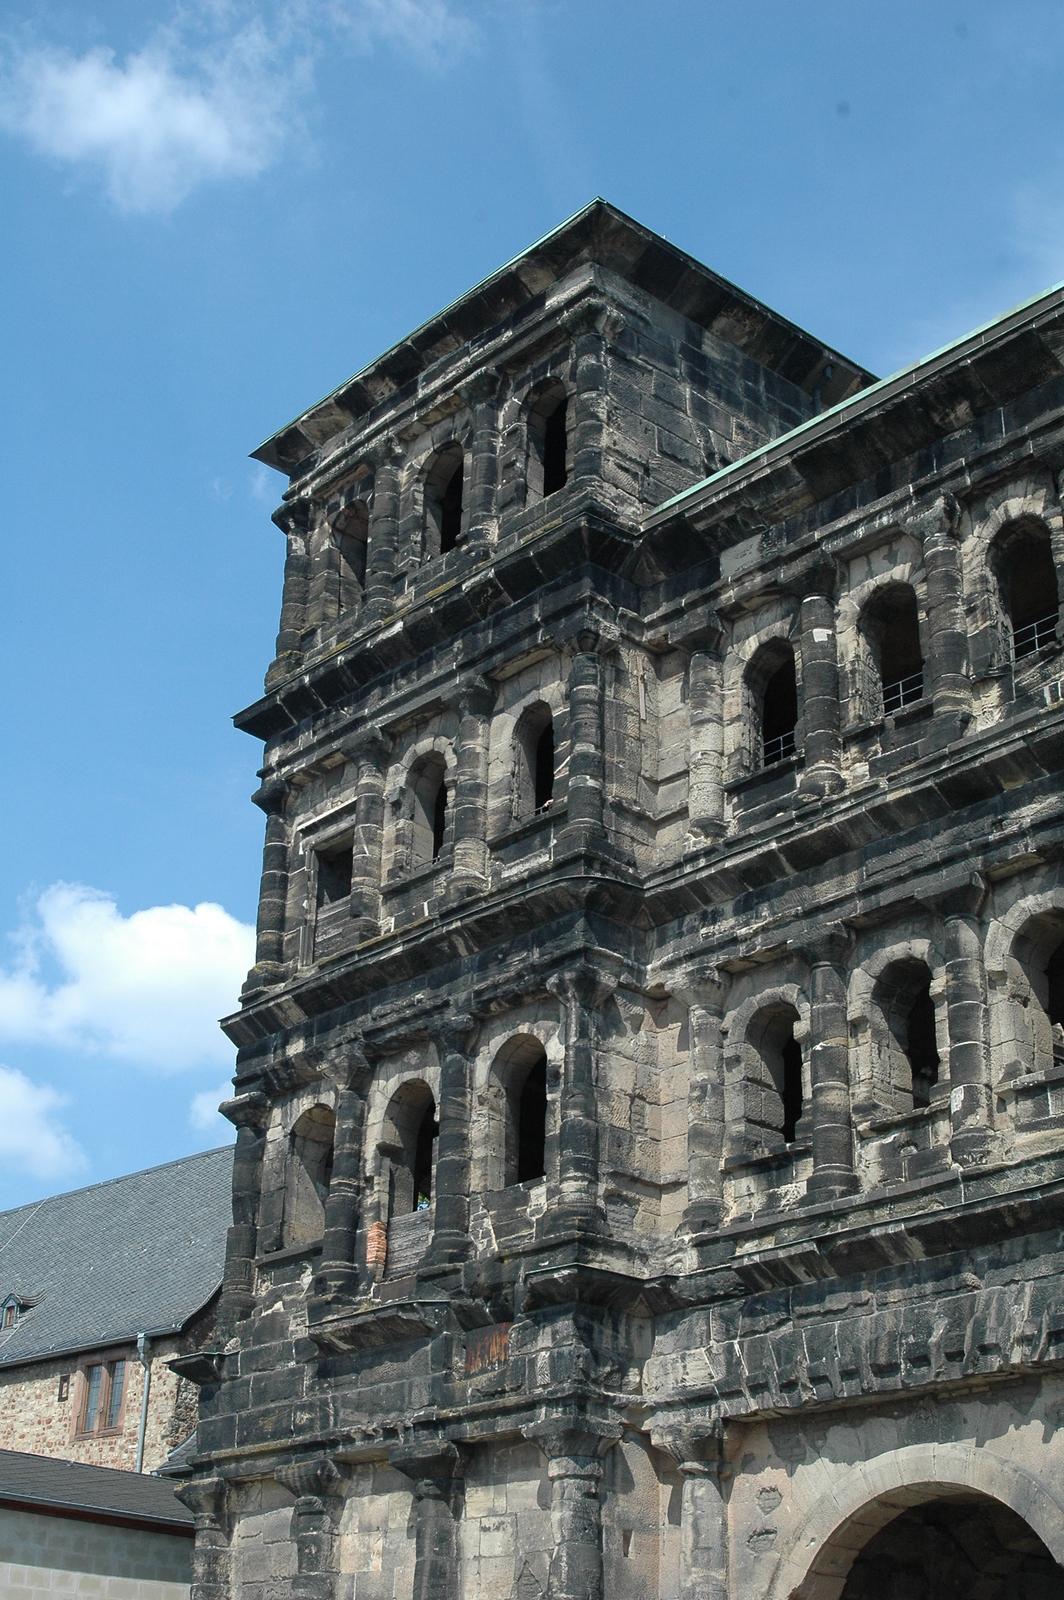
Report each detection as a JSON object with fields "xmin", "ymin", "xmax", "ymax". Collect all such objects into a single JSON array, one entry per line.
[
  {"xmin": 882, "ymin": 671, "xmax": 924, "ymax": 714},
  {"xmin": 762, "ymin": 728, "xmax": 796, "ymax": 767},
  {"xmin": 1012, "ymin": 612, "xmax": 1058, "ymax": 660}
]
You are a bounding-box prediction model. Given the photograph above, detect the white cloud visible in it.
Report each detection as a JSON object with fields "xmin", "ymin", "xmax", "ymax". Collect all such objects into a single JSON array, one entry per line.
[
  {"xmin": 190, "ymin": 1079, "xmax": 237, "ymax": 1136},
  {"xmin": 0, "ymin": 883, "xmax": 255, "ymax": 1074},
  {"xmin": 0, "ymin": 1064, "xmax": 85, "ymax": 1180},
  {"xmin": 0, "ymin": 0, "xmax": 474, "ymax": 215}
]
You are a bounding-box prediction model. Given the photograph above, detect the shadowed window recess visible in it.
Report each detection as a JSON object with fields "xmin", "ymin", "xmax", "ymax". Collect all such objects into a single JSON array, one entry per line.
[{"xmin": 424, "ymin": 442, "xmax": 465, "ymax": 557}]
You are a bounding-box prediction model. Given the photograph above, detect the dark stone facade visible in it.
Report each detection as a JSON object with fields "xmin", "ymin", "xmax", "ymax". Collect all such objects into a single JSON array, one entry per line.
[{"xmin": 183, "ymin": 201, "xmax": 1064, "ymax": 1598}]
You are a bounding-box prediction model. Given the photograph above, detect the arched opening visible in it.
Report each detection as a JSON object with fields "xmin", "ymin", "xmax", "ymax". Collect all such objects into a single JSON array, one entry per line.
[
  {"xmin": 410, "ymin": 755, "xmax": 448, "ymax": 868},
  {"xmin": 838, "ymin": 1493, "xmax": 1064, "ymax": 1599},
  {"xmin": 281, "ymin": 1105, "xmax": 335, "ymax": 1248},
  {"xmin": 1005, "ymin": 909, "xmax": 1064, "ymax": 1074},
  {"xmin": 335, "ymin": 502, "xmax": 368, "ymax": 612},
  {"xmin": 514, "ymin": 703, "xmax": 555, "ymax": 821},
  {"xmin": 489, "ymin": 1036, "xmax": 549, "ymax": 1189},
  {"xmin": 872, "ymin": 958, "xmax": 940, "ymax": 1110},
  {"xmin": 381, "ymin": 1081, "xmax": 438, "ymax": 1218},
  {"xmin": 746, "ymin": 1003, "xmax": 803, "ymax": 1147},
  {"xmin": 860, "ymin": 582, "xmax": 924, "ymax": 713},
  {"xmin": 751, "ymin": 644, "xmax": 798, "ymax": 768},
  {"xmin": 528, "ymin": 383, "xmax": 569, "ymax": 501},
  {"xmin": 424, "ymin": 443, "xmax": 465, "ymax": 557},
  {"xmin": 993, "ymin": 519, "xmax": 1060, "ymax": 659}
]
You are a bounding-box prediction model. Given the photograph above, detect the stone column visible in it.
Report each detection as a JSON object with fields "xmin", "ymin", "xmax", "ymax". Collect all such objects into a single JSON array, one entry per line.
[
  {"xmin": 443, "ymin": 678, "xmax": 497, "ymax": 906},
  {"xmin": 344, "ymin": 727, "xmax": 392, "ymax": 940},
  {"xmin": 654, "ymin": 1429, "xmax": 727, "ymax": 1600},
  {"xmin": 543, "ymin": 966, "xmax": 615, "ymax": 1237},
  {"xmin": 535, "ymin": 1430, "xmax": 607, "ymax": 1600},
  {"xmin": 931, "ymin": 877, "xmax": 992, "ymax": 1167},
  {"xmin": 421, "ymin": 1010, "xmax": 479, "ymax": 1271},
  {"xmin": 306, "ymin": 515, "xmax": 340, "ymax": 632},
  {"xmin": 216, "ymin": 1090, "xmax": 270, "ymax": 1329},
  {"xmin": 687, "ymin": 646, "xmax": 726, "ymax": 840},
  {"xmin": 275, "ymin": 1458, "xmax": 346, "ymax": 1600},
  {"xmin": 363, "ymin": 441, "xmax": 403, "ymax": 618},
  {"xmin": 314, "ymin": 1040, "xmax": 371, "ymax": 1304},
  {"xmin": 267, "ymin": 503, "xmax": 311, "ymax": 688},
  {"xmin": 921, "ymin": 493, "xmax": 973, "ymax": 723},
  {"xmin": 243, "ymin": 775, "xmax": 292, "ymax": 993},
  {"xmin": 675, "ymin": 970, "xmax": 729, "ymax": 1236},
  {"xmin": 175, "ymin": 1478, "xmax": 231, "ymax": 1600},
  {"xmin": 561, "ymin": 632, "xmax": 607, "ymax": 844},
  {"xmin": 563, "ymin": 299, "xmax": 623, "ymax": 488},
  {"xmin": 805, "ymin": 933, "xmax": 859, "ymax": 1199},
  {"xmin": 797, "ymin": 564, "xmax": 843, "ymax": 796},
  {"xmin": 459, "ymin": 369, "xmax": 502, "ymax": 559},
  {"xmin": 389, "ymin": 1444, "xmax": 465, "ymax": 1600}
]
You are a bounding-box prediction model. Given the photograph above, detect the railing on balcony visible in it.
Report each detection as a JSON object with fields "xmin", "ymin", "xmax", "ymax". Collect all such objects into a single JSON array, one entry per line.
[
  {"xmin": 1012, "ymin": 612, "xmax": 1058, "ymax": 660},
  {"xmin": 762, "ymin": 729, "xmax": 796, "ymax": 767},
  {"xmin": 882, "ymin": 670, "xmax": 924, "ymax": 713}
]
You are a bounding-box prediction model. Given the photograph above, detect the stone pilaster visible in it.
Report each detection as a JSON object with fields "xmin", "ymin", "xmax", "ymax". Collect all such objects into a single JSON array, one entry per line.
[
  {"xmin": 216, "ymin": 1090, "xmax": 270, "ymax": 1330},
  {"xmin": 543, "ymin": 966, "xmax": 616, "ymax": 1237},
  {"xmin": 675, "ymin": 968, "xmax": 729, "ymax": 1236},
  {"xmin": 561, "ymin": 632, "xmax": 607, "ymax": 844},
  {"xmin": 653, "ymin": 1428, "xmax": 727, "ymax": 1600},
  {"xmin": 363, "ymin": 441, "xmax": 403, "ymax": 619},
  {"xmin": 921, "ymin": 493, "xmax": 973, "ymax": 723},
  {"xmin": 175, "ymin": 1478, "xmax": 232, "ymax": 1600},
  {"xmin": 243, "ymin": 774, "xmax": 292, "ymax": 992},
  {"xmin": 314, "ymin": 1038, "xmax": 371, "ymax": 1304},
  {"xmin": 459, "ymin": 369, "xmax": 503, "ymax": 558},
  {"xmin": 306, "ymin": 513, "xmax": 340, "ymax": 632},
  {"xmin": 797, "ymin": 564, "xmax": 843, "ymax": 796},
  {"xmin": 523, "ymin": 1426, "xmax": 612, "ymax": 1600},
  {"xmin": 564, "ymin": 299, "xmax": 623, "ymax": 488},
  {"xmin": 420, "ymin": 1010, "xmax": 479, "ymax": 1271},
  {"xmin": 929, "ymin": 876, "xmax": 992, "ymax": 1167},
  {"xmin": 275, "ymin": 1458, "xmax": 347, "ymax": 1600},
  {"xmin": 266, "ymin": 502, "xmax": 311, "ymax": 688},
  {"xmin": 442, "ymin": 678, "xmax": 497, "ymax": 905},
  {"xmin": 804, "ymin": 932, "xmax": 859, "ymax": 1199},
  {"xmin": 389, "ymin": 1443, "xmax": 465, "ymax": 1600},
  {"xmin": 687, "ymin": 646, "xmax": 727, "ymax": 839},
  {"xmin": 344, "ymin": 727, "xmax": 392, "ymax": 940}
]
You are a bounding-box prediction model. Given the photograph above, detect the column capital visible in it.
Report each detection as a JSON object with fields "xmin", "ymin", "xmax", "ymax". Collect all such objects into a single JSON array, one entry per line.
[
  {"xmin": 449, "ymin": 675, "xmax": 497, "ymax": 721},
  {"xmin": 320, "ymin": 1030, "xmax": 373, "ymax": 1092},
  {"xmin": 175, "ymin": 1475, "xmax": 232, "ymax": 1524},
  {"xmin": 667, "ymin": 604, "xmax": 725, "ymax": 657},
  {"xmin": 914, "ymin": 490, "xmax": 961, "ymax": 545},
  {"xmin": 218, "ymin": 1089, "xmax": 270, "ymax": 1130},
  {"xmin": 362, "ymin": 435, "xmax": 405, "ymax": 472},
  {"xmin": 426, "ymin": 1007, "xmax": 479, "ymax": 1056},
  {"xmin": 521, "ymin": 1416, "xmax": 620, "ymax": 1463},
  {"xmin": 275, "ymin": 1455, "xmax": 347, "ymax": 1511},
  {"xmin": 921, "ymin": 873, "xmax": 987, "ymax": 920},
  {"xmin": 389, "ymin": 1437, "xmax": 466, "ymax": 1484},
  {"xmin": 251, "ymin": 774, "xmax": 293, "ymax": 816},
  {"xmin": 798, "ymin": 927, "xmax": 854, "ymax": 970},
  {"xmin": 562, "ymin": 297, "xmax": 624, "ymax": 342},
  {"xmin": 671, "ymin": 964, "xmax": 729, "ymax": 1014},
  {"xmin": 784, "ymin": 554, "xmax": 842, "ymax": 601},
  {"xmin": 458, "ymin": 367, "xmax": 503, "ymax": 407},
  {"xmin": 341, "ymin": 725, "xmax": 393, "ymax": 768},
  {"xmin": 547, "ymin": 963, "xmax": 617, "ymax": 1013},
  {"xmin": 650, "ymin": 1422, "xmax": 724, "ymax": 1473}
]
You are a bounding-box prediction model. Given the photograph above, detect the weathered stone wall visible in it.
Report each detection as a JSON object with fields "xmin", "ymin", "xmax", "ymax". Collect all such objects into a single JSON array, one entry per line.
[{"xmin": 0, "ymin": 1505, "xmax": 191, "ymax": 1598}]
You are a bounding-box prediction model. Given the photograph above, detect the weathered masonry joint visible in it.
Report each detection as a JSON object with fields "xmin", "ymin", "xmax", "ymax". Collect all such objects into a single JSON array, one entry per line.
[{"xmin": 194, "ymin": 201, "xmax": 1064, "ymax": 1598}]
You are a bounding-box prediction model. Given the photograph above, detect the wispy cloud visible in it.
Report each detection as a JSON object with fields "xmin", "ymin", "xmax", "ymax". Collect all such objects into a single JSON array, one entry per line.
[
  {"xmin": 0, "ymin": 882, "xmax": 254, "ymax": 1073},
  {"xmin": 190, "ymin": 1078, "xmax": 236, "ymax": 1134},
  {"xmin": 0, "ymin": 0, "xmax": 474, "ymax": 215},
  {"xmin": 0, "ymin": 1064, "xmax": 85, "ymax": 1180}
]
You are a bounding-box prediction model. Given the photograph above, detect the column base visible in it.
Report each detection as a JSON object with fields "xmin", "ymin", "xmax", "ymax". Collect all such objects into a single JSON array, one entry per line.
[
  {"xmin": 241, "ymin": 961, "xmax": 286, "ymax": 997},
  {"xmin": 419, "ymin": 1230, "xmax": 473, "ymax": 1269},
  {"xmin": 805, "ymin": 1168, "xmax": 860, "ymax": 1201},
  {"xmin": 440, "ymin": 873, "xmax": 487, "ymax": 910},
  {"xmin": 797, "ymin": 763, "xmax": 844, "ymax": 799},
  {"xmin": 678, "ymin": 1200, "xmax": 723, "ymax": 1238}
]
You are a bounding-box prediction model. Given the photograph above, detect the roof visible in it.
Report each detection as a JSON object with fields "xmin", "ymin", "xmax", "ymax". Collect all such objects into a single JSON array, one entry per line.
[
  {"xmin": 644, "ymin": 272, "xmax": 1064, "ymax": 534},
  {"xmin": 0, "ymin": 1147, "xmax": 233, "ymax": 1368},
  {"xmin": 252, "ymin": 198, "xmax": 875, "ymax": 475},
  {"xmin": 0, "ymin": 1448, "xmax": 193, "ymax": 1533}
]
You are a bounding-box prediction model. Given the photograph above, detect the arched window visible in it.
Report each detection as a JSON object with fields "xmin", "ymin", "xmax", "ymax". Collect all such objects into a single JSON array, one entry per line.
[
  {"xmin": 488, "ymin": 1036, "xmax": 549, "ymax": 1189},
  {"xmin": 1006, "ymin": 910, "xmax": 1064, "ymax": 1073},
  {"xmin": 528, "ymin": 383, "xmax": 569, "ymax": 501},
  {"xmin": 335, "ymin": 503, "xmax": 369, "ymax": 613},
  {"xmin": 410, "ymin": 755, "xmax": 448, "ymax": 867},
  {"xmin": 748, "ymin": 643, "xmax": 798, "ymax": 768},
  {"xmin": 746, "ymin": 1004, "xmax": 803, "ymax": 1146},
  {"xmin": 872, "ymin": 959, "xmax": 940, "ymax": 1110},
  {"xmin": 860, "ymin": 583, "xmax": 924, "ymax": 713},
  {"xmin": 514, "ymin": 703, "xmax": 555, "ymax": 820},
  {"xmin": 994, "ymin": 520, "xmax": 1060, "ymax": 659},
  {"xmin": 424, "ymin": 443, "xmax": 465, "ymax": 557},
  {"xmin": 282, "ymin": 1105, "xmax": 335, "ymax": 1248},
  {"xmin": 382, "ymin": 1082, "xmax": 438, "ymax": 1217}
]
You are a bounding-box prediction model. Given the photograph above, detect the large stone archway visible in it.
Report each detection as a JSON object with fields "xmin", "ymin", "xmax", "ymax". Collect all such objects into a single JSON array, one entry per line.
[{"xmin": 765, "ymin": 1444, "xmax": 1064, "ymax": 1600}]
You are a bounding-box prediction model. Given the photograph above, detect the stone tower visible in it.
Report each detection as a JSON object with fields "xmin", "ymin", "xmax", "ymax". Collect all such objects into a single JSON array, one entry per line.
[{"xmin": 179, "ymin": 202, "xmax": 1064, "ymax": 1598}]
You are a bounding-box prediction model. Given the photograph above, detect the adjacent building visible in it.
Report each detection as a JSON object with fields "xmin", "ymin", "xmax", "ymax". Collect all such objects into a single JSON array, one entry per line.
[
  {"xmin": 182, "ymin": 200, "xmax": 1064, "ymax": 1598},
  {"xmin": 0, "ymin": 1148, "xmax": 231, "ymax": 1474}
]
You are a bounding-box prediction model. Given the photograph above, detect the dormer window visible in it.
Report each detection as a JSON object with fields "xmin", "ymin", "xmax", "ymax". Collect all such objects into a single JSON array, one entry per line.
[{"xmin": 2, "ymin": 1297, "xmax": 21, "ymax": 1330}]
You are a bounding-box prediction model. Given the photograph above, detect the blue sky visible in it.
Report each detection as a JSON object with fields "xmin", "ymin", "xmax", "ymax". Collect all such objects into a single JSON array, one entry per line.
[{"xmin": 1, "ymin": 0, "xmax": 1063, "ymax": 1208}]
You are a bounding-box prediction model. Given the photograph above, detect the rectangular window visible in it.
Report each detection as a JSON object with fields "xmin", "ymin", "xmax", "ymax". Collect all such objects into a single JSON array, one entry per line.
[
  {"xmin": 58, "ymin": 1374, "xmax": 70, "ymax": 1402},
  {"xmin": 105, "ymin": 1359, "xmax": 126, "ymax": 1429},
  {"xmin": 78, "ymin": 1356, "xmax": 127, "ymax": 1435},
  {"xmin": 82, "ymin": 1364, "xmax": 103, "ymax": 1432}
]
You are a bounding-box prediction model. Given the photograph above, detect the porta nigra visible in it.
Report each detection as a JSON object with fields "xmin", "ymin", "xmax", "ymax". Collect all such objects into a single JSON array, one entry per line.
[{"xmin": 177, "ymin": 201, "xmax": 1064, "ymax": 1600}]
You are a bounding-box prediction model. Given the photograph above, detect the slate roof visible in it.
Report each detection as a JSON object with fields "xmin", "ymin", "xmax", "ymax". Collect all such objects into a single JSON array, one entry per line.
[
  {"xmin": 0, "ymin": 1147, "xmax": 233, "ymax": 1368},
  {"xmin": 0, "ymin": 1448, "xmax": 193, "ymax": 1531}
]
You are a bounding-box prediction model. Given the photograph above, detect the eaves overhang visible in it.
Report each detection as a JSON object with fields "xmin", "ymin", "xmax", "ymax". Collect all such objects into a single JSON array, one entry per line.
[
  {"xmin": 251, "ymin": 198, "xmax": 875, "ymax": 478},
  {"xmin": 643, "ymin": 275, "xmax": 1064, "ymax": 541}
]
